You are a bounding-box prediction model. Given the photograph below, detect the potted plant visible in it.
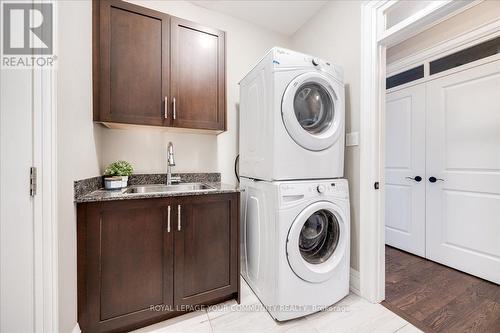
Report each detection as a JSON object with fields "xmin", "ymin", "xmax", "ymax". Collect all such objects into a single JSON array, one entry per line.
[{"xmin": 103, "ymin": 160, "xmax": 134, "ymax": 190}]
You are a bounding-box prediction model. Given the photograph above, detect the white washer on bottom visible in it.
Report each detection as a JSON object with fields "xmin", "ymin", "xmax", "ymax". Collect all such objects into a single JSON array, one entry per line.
[{"xmin": 240, "ymin": 177, "xmax": 350, "ymax": 321}]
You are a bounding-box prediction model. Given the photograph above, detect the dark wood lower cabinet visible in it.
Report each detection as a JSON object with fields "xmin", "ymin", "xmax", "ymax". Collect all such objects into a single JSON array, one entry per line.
[
  {"xmin": 77, "ymin": 193, "xmax": 239, "ymax": 333},
  {"xmin": 174, "ymin": 195, "xmax": 239, "ymax": 306}
]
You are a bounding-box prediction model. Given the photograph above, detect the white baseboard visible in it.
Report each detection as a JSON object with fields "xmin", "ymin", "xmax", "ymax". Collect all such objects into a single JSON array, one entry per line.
[
  {"xmin": 350, "ymin": 268, "xmax": 360, "ymax": 296},
  {"xmin": 72, "ymin": 323, "xmax": 81, "ymax": 333}
]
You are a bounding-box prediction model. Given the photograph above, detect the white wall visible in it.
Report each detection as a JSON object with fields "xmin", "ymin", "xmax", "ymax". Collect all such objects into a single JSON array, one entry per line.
[
  {"xmin": 100, "ymin": 128, "xmax": 219, "ymax": 174},
  {"xmin": 99, "ymin": 0, "xmax": 291, "ymax": 183},
  {"xmin": 387, "ymin": 0, "xmax": 500, "ymax": 64},
  {"xmin": 57, "ymin": 1, "xmax": 102, "ymax": 332},
  {"xmin": 291, "ymin": 0, "xmax": 362, "ymax": 271},
  {"xmin": 57, "ymin": 1, "xmax": 289, "ymax": 332}
]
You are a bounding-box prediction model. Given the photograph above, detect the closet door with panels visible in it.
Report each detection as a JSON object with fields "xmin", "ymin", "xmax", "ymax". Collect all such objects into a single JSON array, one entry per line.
[
  {"xmin": 385, "ymin": 84, "xmax": 426, "ymax": 257},
  {"xmin": 426, "ymin": 60, "xmax": 500, "ymax": 284}
]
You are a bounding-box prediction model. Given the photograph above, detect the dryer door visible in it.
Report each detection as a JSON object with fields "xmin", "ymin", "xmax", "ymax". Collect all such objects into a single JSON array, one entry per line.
[
  {"xmin": 286, "ymin": 201, "xmax": 347, "ymax": 283},
  {"xmin": 282, "ymin": 72, "xmax": 343, "ymax": 151}
]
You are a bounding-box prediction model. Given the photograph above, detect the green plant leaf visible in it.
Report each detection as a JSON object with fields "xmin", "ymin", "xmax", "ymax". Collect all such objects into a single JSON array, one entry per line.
[{"xmin": 104, "ymin": 160, "xmax": 134, "ymax": 176}]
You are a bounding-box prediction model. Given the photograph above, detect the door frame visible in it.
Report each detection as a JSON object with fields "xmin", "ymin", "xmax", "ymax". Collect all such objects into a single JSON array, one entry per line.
[
  {"xmin": 33, "ymin": 0, "xmax": 59, "ymax": 331},
  {"xmin": 34, "ymin": 65, "xmax": 59, "ymax": 332},
  {"xmin": 358, "ymin": 0, "xmax": 485, "ymax": 303}
]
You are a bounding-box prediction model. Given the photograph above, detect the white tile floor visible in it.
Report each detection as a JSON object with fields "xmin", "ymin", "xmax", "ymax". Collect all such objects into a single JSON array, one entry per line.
[{"xmin": 132, "ymin": 280, "xmax": 423, "ymax": 333}]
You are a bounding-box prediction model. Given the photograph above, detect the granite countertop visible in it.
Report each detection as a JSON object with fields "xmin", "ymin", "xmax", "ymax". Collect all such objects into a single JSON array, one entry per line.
[
  {"xmin": 75, "ymin": 182, "xmax": 239, "ymax": 203},
  {"xmin": 74, "ymin": 173, "xmax": 240, "ymax": 203}
]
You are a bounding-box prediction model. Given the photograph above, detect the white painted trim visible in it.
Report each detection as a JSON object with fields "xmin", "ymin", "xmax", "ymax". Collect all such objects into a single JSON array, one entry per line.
[
  {"xmin": 359, "ymin": 0, "xmax": 482, "ymax": 305},
  {"xmin": 387, "ymin": 52, "xmax": 500, "ymax": 94},
  {"xmin": 349, "ymin": 268, "xmax": 360, "ymax": 296},
  {"xmin": 380, "ymin": 0, "xmax": 453, "ymax": 44},
  {"xmin": 32, "ymin": 0, "xmax": 59, "ymax": 331},
  {"xmin": 387, "ymin": 17, "xmax": 500, "ymax": 75},
  {"xmin": 359, "ymin": 0, "xmax": 386, "ymax": 304},
  {"xmin": 72, "ymin": 323, "xmax": 82, "ymax": 333},
  {"xmin": 34, "ymin": 67, "xmax": 58, "ymax": 333},
  {"xmin": 379, "ymin": 0, "xmax": 481, "ymax": 47}
]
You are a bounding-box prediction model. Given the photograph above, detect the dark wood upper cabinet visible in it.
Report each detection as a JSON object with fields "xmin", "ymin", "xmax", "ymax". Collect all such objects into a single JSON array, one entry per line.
[
  {"xmin": 93, "ymin": 0, "xmax": 226, "ymax": 132},
  {"xmin": 171, "ymin": 18, "xmax": 226, "ymax": 131},
  {"xmin": 95, "ymin": 0, "xmax": 170, "ymax": 126}
]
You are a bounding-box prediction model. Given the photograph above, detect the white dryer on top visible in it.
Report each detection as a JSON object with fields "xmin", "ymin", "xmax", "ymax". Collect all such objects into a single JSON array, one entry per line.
[{"xmin": 239, "ymin": 47, "xmax": 345, "ymax": 181}]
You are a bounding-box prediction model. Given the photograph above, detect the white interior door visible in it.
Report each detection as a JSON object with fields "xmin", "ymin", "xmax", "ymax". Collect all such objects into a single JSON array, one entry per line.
[
  {"xmin": 385, "ymin": 84, "xmax": 426, "ymax": 256},
  {"xmin": 426, "ymin": 60, "xmax": 500, "ymax": 284},
  {"xmin": 0, "ymin": 68, "xmax": 36, "ymax": 331}
]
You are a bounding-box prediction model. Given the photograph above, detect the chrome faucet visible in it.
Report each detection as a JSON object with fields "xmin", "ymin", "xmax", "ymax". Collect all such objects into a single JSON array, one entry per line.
[{"xmin": 166, "ymin": 142, "xmax": 180, "ymax": 185}]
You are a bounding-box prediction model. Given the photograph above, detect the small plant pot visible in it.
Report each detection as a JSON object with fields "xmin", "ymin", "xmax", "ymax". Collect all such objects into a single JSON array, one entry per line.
[
  {"xmin": 104, "ymin": 176, "xmax": 125, "ymax": 190},
  {"xmin": 121, "ymin": 176, "xmax": 129, "ymax": 188}
]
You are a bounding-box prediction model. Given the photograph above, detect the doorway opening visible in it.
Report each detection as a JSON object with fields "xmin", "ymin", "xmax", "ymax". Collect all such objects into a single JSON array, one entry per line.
[{"xmin": 380, "ymin": 3, "xmax": 500, "ymax": 332}]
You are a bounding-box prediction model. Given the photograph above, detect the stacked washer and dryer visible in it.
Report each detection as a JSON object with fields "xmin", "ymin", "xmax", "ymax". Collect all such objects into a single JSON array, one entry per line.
[{"xmin": 238, "ymin": 47, "xmax": 350, "ymax": 321}]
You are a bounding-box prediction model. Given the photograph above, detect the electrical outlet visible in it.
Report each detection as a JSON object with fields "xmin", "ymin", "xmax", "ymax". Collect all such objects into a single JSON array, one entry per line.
[{"xmin": 346, "ymin": 132, "xmax": 359, "ymax": 147}]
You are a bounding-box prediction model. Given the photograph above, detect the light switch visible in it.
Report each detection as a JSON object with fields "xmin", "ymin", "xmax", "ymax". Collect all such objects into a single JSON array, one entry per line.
[{"xmin": 346, "ymin": 132, "xmax": 359, "ymax": 147}]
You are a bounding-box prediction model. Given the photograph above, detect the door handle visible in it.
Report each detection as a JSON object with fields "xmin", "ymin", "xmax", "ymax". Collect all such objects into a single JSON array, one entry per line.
[
  {"xmin": 406, "ymin": 176, "xmax": 422, "ymax": 182},
  {"xmin": 164, "ymin": 96, "xmax": 168, "ymax": 119},
  {"xmin": 429, "ymin": 176, "xmax": 445, "ymax": 183},
  {"xmin": 173, "ymin": 97, "xmax": 176, "ymax": 120},
  {"xmin": 167, "ymin": 205, "xmax": 171, "ymax": 232},
  {"xmin": 177, "ymin": 204, "xmax": 181, "ymax": 231}
]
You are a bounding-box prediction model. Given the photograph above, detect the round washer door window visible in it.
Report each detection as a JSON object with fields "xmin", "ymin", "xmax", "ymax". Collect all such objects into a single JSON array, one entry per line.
[
  {"xmin": 287, "ymin": 201, "xmax": 347, "ymax": 283},
  {"xmin": 282, "ymin": 72, "xmax": 343, "ymax": 151},
  {"xmin": 299, "ymin": 209, "xmax": 340, "ymax": 264}
]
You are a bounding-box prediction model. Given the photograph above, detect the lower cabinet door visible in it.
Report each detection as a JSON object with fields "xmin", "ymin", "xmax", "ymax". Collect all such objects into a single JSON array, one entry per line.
[
  {"xmin": 79, "ymin": 199, "xmax": 174, "ymax": 333},
  {"xmin": 173, "ymin": 194, "xmax": 239, "ymax": 306}
]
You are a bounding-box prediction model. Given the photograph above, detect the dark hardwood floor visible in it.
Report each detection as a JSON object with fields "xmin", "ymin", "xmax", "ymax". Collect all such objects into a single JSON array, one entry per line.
[{"xmin": 382, "ymin": 246, "xmax": 500, "ymax": 333}]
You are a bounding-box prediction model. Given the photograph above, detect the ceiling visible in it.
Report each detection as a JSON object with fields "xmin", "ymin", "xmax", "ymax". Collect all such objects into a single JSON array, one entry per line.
[{"xmin": 191, "ymin": 1, "xmax": 327, "ymax": 36}]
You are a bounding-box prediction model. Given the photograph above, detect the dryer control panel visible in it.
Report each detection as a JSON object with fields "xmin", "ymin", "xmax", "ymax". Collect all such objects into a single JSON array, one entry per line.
[{"xmin": 271, "ymin": 47, "xmax": 343, "ymax": 81}]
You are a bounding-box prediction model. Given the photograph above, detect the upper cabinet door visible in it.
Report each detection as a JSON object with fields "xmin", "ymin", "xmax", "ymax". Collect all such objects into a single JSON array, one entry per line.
[
  {"xmin": 170, "ymin": 18, "xmax": 226, "ymax": 131},
  {"xmin": 96, "ymin": 0, "xmax": 170, "ymax": 126}
]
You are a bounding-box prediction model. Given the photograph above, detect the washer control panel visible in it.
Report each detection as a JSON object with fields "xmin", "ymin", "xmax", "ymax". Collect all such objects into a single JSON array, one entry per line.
[{"xmin": 279, "ymin": 180, "xmax": 348, "ymax": 206}]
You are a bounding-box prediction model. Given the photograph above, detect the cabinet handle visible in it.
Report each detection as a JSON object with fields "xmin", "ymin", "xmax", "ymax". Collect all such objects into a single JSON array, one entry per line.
[
  {"xmin": 177, "ymin": 204, "xmax": 181, "ymax": 231},
  {"xmin": 167, "ymin": 205, "xmax": 171, "ymax": 232},
  {"xmin": 164, "ymin": 96, "xmax": 168, "ymax": 119},
  {"xmin": 173, "ymin": 97, "xmax": 176, "ymax": 120}
]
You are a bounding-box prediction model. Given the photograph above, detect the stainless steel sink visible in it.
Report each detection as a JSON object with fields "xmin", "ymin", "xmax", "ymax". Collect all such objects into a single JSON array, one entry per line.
[{"xmin": 123, "ymin": 183, "xmax": 215, "ymax": 194}]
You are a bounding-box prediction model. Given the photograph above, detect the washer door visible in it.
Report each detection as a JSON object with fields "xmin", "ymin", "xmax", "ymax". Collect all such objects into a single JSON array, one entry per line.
[
  {"xmin": 286, "ymin": 201, "xmax": 347, "ymax": 283},
  {"xmin": 282, "ymin": 72, "xmax": 342, "ymax": 151}
]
